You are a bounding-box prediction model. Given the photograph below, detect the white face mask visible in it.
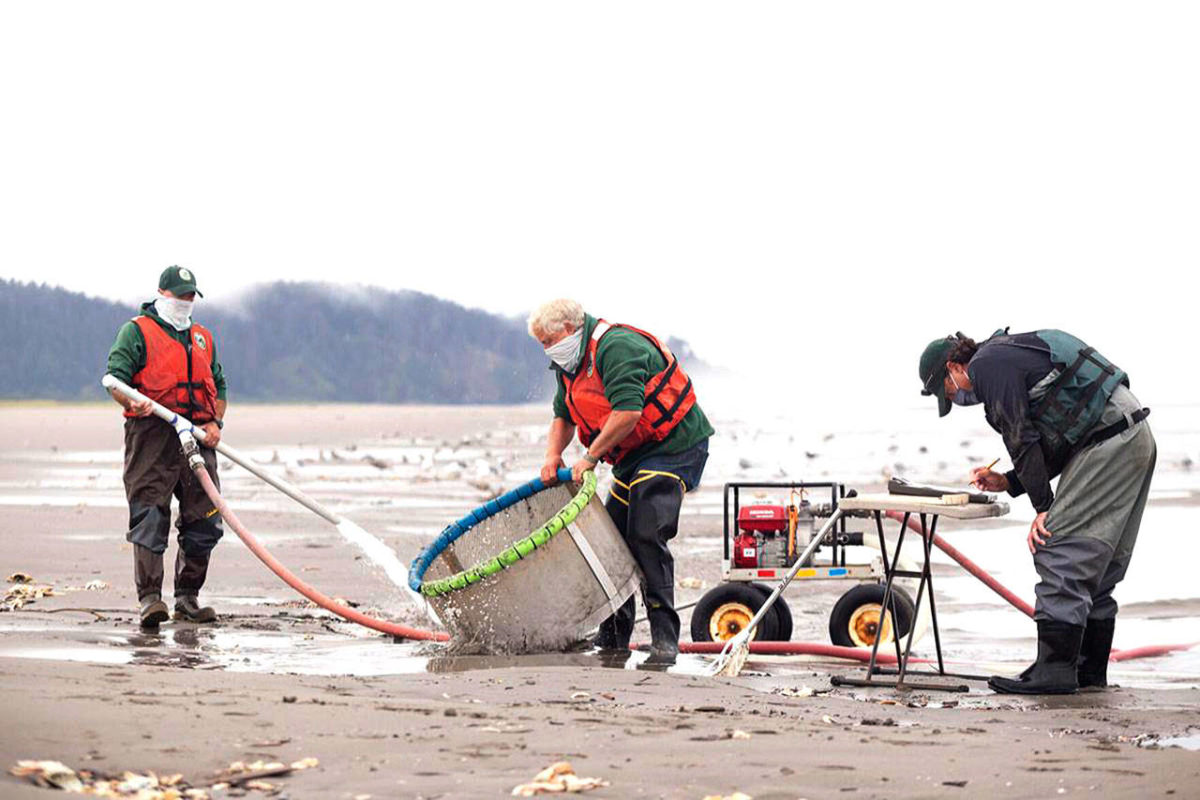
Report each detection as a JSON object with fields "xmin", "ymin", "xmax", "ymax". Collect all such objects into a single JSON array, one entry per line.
[
  {"xmin": 154, "ymin": 296, "xmax": 194, "ymax": 331},
  {"xmin": 949, "ymin": 370, "xmax": 980, "ymax": 406},
  {"xmin": 544, "ymin": 328, "xmax": 584, "ymax": 372}
]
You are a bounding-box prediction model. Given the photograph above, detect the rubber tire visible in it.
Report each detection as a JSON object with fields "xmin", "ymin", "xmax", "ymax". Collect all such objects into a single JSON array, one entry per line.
[
  {"xmin": 690, "ymin": 582, "xmax": 782, "ymax": 643},
  {"xmin": 750, "ymin": 582, "xmax": 793, "ymax": 642},
  {"xmin": 828, "ymin": 583, "xmax": 915, "ymax": 648}
]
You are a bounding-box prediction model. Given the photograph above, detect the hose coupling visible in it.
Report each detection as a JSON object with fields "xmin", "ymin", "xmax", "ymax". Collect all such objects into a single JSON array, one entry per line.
[{"xmin": 178, "ymin": 431, "xmax": 206, "ymax": 471}]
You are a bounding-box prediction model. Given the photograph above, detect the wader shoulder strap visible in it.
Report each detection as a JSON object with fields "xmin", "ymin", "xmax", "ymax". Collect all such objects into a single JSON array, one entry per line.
[
  {"xmin": 611, "ymin": 325, "xmax": 693, "ymax": 431},
  {"xmin": 1034, "ymin": 346, "xmax": 1117, "ymax": 432},
  {"xmin": 586, "ymin": 321, "xmax": 612, "ymax": 382}
]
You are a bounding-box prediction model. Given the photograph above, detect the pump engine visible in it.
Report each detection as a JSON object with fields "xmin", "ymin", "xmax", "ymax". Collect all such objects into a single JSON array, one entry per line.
[{"xmin": 732, "ymin": 500, "xmax": 817, "ymax": 569}]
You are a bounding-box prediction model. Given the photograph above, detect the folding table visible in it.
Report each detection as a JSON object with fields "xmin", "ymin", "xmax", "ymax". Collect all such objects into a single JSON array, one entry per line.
[{"xmin": 828, "ymin": 493, "xmax": 1009, "ymax": 692}]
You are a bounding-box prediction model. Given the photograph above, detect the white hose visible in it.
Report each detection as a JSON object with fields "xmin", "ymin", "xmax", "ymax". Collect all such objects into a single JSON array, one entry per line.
[{"xmin": 101, "ymin": 374, "xmax": 432, "ymax": 615}]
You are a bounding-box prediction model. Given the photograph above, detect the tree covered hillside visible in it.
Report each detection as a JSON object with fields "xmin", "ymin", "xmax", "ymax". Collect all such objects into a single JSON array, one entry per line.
[
  {"xmin": 0, "ymin": 280, "xmax": 550, "ymax": 403},
  {"xmin": 1, "ymin": 280, "xmax": 705, "ymax": 404}
]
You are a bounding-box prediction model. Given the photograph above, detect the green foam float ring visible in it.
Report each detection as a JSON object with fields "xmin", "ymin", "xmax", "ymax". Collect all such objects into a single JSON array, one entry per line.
[{"xmin": 419, "ymin": 471, "xmax": 598, "ymax": 597}]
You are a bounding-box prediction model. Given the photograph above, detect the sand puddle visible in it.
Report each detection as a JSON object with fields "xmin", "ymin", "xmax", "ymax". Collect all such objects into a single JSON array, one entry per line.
[
  {"xmin": 0, "ymin": 617, "xmax": 730, "ymax": 678},
  {"xmin": 1143, "ymin": 729, "xmax": 1200, "ymax": 750},
  {"xmin": 3, "ymin": 612, "xmax": 1196, "ymax": 692}
]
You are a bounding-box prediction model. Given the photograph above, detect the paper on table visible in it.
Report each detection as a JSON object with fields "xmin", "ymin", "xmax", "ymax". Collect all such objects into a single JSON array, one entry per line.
[{"xmin": 888, "ymin": 477, "xmax": 995, "ymax": 504}]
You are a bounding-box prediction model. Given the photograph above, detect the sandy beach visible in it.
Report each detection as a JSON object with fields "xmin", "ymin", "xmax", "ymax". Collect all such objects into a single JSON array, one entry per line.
[{"xmin": 2, "ymin": 402, "xmax": 1199, "ymax": 799}]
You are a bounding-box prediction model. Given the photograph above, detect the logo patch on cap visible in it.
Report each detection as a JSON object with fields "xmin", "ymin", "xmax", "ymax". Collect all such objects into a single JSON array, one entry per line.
[{"xmin": 179, "ymin": 268, "xmax": 192, "ymax": 281}]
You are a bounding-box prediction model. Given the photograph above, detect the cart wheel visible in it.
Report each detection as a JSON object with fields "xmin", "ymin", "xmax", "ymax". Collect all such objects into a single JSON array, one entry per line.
[
  {"xmin": 689, "ymin": 583, "xmax": 782, "ymax": 643},
  {"xmin": 828, "ymin": 584, "xmax": 915, "ymax": 648},
  {"xmin": 750, "ymin": 582, "xmax": 793, "ymax": 642}
]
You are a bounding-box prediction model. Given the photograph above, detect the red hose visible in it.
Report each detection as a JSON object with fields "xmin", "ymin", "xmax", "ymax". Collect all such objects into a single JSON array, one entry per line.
[
  {"xmin": 194, "ymin": 465, "xmax": 448, "ymax": 642},
  {"xmin": 676, "ymin": 640, "xmax": 927, "ymax": 664},
  {"xmin": 1109, "ymin": 643, "xmax": 1198, "ymax": 661},
  {"xmin": 196, "ymin": 460, "xmax": 1195, "ymax": 664},
  {"xmin": 884, "ymin": 509, "xmax": 1199, "ymax": 662},
  {"xmin": 884, "ymin": 509, "xmax": 1036, "ymax": 618}
]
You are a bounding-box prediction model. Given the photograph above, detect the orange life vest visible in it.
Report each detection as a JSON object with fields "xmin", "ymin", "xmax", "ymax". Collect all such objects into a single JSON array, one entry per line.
[
  {"xmin": 560, "ymin": 320, "xmax": 697, "ymax": 465},
  {"xmin": 127, "ymin": 316, "xmax": 219, "ymax": 423}
]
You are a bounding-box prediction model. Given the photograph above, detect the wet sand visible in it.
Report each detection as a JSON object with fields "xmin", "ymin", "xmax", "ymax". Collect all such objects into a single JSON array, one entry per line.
[
  {"xmin": 4, "ymin": 655, "xmax": 1200, "ymax": 799},
  {"xmin": 2, "ymin": 403, "xmax": 1199, "ymax": 798}
]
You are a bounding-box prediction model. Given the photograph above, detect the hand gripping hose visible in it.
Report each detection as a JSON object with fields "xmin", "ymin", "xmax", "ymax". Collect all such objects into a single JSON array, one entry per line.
[{"xmin": 102, "ymin": 374, "xmax": 423, "ymax": 607}]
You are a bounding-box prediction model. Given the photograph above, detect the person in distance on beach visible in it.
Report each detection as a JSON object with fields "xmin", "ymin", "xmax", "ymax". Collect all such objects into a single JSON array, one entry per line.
[
  {"xmin": 105, "ymin": 266, "xmax": 228, "ymax": 629},
  {"xmin": 529, "ymin": 299, "xmax": 714, "ymax": 666},
  {"xmin": 919, "ymin": 328, "xmax": 1155, "ymax": 694}
]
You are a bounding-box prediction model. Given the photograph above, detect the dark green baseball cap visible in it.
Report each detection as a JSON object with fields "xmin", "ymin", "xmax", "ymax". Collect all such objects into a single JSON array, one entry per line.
[
  {"xmin": 919, "ymin": 336, "xmax": 956, "ymax": 417},
  {"xmin": 158, "ymin": 265, "xmax": 203, "ymax": 298}
]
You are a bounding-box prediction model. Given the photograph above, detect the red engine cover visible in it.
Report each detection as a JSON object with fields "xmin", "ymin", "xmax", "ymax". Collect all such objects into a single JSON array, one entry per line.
[
  {"xmin": 738, "ymin": 504, "xmax": 788, "ymax": 533},
  {"xmin": 733, "ymin": 532, "xmax": 759, "ymax": 568}
]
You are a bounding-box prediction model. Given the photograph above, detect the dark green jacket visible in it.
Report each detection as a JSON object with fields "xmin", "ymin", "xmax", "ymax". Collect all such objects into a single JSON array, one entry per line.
[
  {"xmin": 552, "ymin": 314, "xmax": 713, "ymax": 482},
  {"xmin": 105, "ymin": 302, "xmax": 227, "ymax": 400}
]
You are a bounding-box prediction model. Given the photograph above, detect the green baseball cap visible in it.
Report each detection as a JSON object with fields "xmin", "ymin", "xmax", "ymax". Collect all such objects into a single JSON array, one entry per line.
[
  {"xmin": 919, "ymin": 336, "xmax": 956, "ymax": 417},
  {"xmin": 158, "ymin": 265, "xmax": 203, "ymax": 298}
]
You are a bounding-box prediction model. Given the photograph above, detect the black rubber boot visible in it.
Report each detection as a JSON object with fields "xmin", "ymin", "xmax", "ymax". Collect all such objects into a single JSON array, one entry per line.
[
  {"xmin": 593, "ymin": 595, "xmax": 636, "ymax": 653},
  {"xmin": 134, "ymin": 546, "xmax": 168, "ymax": 628},
  {"xmin": 1077, "ymin": 617, "xmax": 1116, "ymax": 690},
  {"xmin": 134, "ymin": 545, "xmax": 164, "ymax": 599},
  {"xmin": 174, "ymin": 547, "xmax": 210, "ymax": 594},
  {"xmin": 644, "ymin": 601, "xmax": 681, "ymax": 666},
  {"xmin": 174, "ymin": 549, "xmax": 216, "ymax": 622},
  {"xmin": 174, "ymin": 594, "xmax": 217, "ymax": 623},
  {"xmin": 988, "ymin": 620, "xmax": 1084, "ymax": 695},
  {"xmin": 139, "ymin": 593, "xmax": 169, "ymax": 629}
]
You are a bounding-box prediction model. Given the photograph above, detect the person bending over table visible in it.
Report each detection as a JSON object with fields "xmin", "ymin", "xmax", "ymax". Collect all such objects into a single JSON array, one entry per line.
[{"xmin": 918, "ymin": 328, "xmax": 1154, "ymax": 694}]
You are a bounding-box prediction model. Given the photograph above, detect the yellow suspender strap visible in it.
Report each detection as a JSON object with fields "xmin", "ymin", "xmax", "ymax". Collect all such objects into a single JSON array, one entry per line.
[{"xmin": 630, "ymin": 469, "xmax": 686, "ymax": 492}]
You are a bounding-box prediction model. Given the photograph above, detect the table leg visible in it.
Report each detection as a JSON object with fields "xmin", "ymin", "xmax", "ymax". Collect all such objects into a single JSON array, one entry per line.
[
  {"xmin": 897, "ymin": 513, "xmax": 935, "ymax": 686},
  {"xmin": 924, "ymin": 514, "xmax": 947, "ymax": 675},
  {"xmin": 874, "ymin": 512, "xmax": 989, "ymax": 685},
  {"xmin": 833, "ymin": 510, "xmax": 976, "ymax": 692}
]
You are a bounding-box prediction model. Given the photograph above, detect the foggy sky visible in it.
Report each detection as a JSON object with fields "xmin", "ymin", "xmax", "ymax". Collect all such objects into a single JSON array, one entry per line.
[{"xmin": 3, "ymin": 2, "xmax": 1197, "ymax": 410}]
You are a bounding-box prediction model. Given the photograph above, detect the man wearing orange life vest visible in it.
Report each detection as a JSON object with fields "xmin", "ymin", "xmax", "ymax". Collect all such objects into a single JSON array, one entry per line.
[
  {"xmin": 529, "ymin": 299, "xmax": 714, "ymax": 665},
  {"xmin": 105, "ymin": 266, "xmax": 227, "ymax": 629}
]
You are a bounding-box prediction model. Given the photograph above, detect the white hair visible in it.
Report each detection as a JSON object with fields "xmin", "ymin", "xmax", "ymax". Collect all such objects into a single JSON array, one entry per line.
[{"xmin": 527, "ymin": 299, "xmax": 584, "ymax": 338}]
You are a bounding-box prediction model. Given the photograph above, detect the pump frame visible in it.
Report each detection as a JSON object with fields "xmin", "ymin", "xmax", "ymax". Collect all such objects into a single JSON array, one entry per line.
[{"xmin": 722, "ymin": 481, "xmax": 878, "ymax": 584}]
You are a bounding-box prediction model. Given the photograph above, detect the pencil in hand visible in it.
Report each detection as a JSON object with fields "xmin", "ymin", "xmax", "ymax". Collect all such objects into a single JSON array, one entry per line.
[{"xmin": 971, "ymin": 458, "xmax": 1001, "ymax": 490}]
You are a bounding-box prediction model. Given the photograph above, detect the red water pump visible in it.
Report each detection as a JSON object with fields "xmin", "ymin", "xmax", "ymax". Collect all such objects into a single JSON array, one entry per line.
[{"xmin": 733, "ymin": 503, "xmax": 813, "ymax": 568}]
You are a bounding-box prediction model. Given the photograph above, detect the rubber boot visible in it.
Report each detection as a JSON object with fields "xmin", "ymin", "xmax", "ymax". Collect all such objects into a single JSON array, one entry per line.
[
  {"xmin": 134, "ymin": 546, "xmax": 168, "ymax": 628},
  {"xmin": 988, "ymin": 620, "xmax": 1084, "ymax": 695},
  {"xmin": 643, "ymin": 601, "xmax": 681, "ymax": 666},
  {"xmin": 593, "ymin": 595, "xmax": 636, "ymax": 653},
  {"xmin": 139, "ymin": 593, "xmax": 169, "ymax": 629},
  {"xmin": 173, "ymin": 549, "xmax": 217, "ymax": 623},
  {"xmin": 174, "ymin": 595, "xmax": 217, "ymax": 623},
  {"xmin": 1077, "ymin": 617, "xmax": 1116, "ymax": 690}
]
